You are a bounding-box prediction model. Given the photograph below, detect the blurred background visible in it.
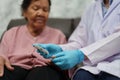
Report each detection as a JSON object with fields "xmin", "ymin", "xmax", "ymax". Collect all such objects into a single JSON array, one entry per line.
[{"xmin": 0, "ymin": 0, "xmax": 94, "ymax": 38}]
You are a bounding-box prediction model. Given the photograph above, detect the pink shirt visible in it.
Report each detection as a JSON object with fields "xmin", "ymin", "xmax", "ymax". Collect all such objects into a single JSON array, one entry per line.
[{"xmin": 0, "ymin": 25, "xmax": 66, "ymax": 69}]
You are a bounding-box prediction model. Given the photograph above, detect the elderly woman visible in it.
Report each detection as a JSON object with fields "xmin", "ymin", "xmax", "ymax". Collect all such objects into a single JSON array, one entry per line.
[{"xmin": 0, "ymin": 0, "xmax": 68, "ymax": 80}]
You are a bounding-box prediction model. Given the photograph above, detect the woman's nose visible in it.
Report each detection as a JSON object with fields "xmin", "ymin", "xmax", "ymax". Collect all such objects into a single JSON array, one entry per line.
[{"xmin": 36, "ymin": 9, "xmax": 44, "ymax": 16}]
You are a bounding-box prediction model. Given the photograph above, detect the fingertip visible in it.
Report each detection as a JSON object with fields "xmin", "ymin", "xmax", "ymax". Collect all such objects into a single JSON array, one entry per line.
[
  {"xmin": 7, "ymin": 66, "xmax": 14, "ymax": 71},
  {"xmin": 47, "ymin": 59, "xmax": 52, "ymax": 63},
  {"xmin": 11, "ymin": 66, "xmax": 14, "ymax": 70},
  {"xmin": 0, "ymin": 73, "xmax": 3, "ymax": 77},
  {"xmin": 51, "ymin": 55, "xmax": 56, "ymax": 59},
  {"xmin": 0, "ymin": 70, "xmax": 3, "ymax": 77},
  {"xmin": 5, "ymin": 61, "xmax": 14, "ymax": 71}
]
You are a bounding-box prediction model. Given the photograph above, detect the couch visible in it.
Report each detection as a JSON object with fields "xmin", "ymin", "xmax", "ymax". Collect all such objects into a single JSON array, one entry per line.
[{"xmin": 7, "ymin": 18, "xmax": 80, "ymax": 39}]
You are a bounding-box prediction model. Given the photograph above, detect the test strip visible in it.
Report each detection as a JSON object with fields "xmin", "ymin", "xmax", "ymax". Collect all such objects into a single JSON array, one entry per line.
[{"xmin": 33, "ymin": 45, "xmax": 49, "ymax": 54}]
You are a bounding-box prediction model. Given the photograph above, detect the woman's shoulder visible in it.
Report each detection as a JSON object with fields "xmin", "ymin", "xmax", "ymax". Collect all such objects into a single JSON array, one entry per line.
[
  {"xmin": 4, "ymin": 25, "xmax": 26, "ymax": 36},
  {"xmin": 6, "ymin": 25, "xmax": 25, "ymax": 33}
]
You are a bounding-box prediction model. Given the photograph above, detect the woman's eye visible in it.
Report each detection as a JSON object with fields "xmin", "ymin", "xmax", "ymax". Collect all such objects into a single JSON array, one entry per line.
[
  {"xmin": 43, "ymin": 8, "xmax": 49, "ymax": 12},
  {"xmin": 33, "ymin": 6, "xmax": 39, "ymax": 10}
]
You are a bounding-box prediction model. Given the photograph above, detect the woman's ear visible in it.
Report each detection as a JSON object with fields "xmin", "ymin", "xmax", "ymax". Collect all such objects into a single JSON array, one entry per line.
[
  {"xmin": 22, "ymin": 11, "xmax": 27, "ymax": 17},
  {"xmin": 22, "ymin": 11, "xmax": 28, "ymax": 20}
]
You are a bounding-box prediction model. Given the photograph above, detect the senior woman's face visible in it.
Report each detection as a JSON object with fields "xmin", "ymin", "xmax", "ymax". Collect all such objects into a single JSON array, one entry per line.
[{"xmin": 23, "ymin": 0, "xmax": 49, "ymax": 30}]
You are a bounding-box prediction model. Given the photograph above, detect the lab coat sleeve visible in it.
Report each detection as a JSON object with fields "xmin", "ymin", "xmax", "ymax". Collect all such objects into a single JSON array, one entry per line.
[
  {"xmin": 80, "ymin": 31, "xmax": 120, "ymax": 65},
  {"xmin": 60, "ymin": 22, "xmax": 88, "ymax": 50},
  {"xmin": 60, "ymin": 3, "xmax": 96, "ymax": 50}
]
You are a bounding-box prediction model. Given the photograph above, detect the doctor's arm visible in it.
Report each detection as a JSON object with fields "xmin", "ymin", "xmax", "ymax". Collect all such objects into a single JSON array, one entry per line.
[{"xmin": 80, "ymin": 31, "xmax": 120, "ymax": 65}]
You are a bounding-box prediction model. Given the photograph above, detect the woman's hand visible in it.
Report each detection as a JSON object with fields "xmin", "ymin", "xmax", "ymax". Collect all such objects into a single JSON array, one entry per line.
[{"xmin": 0, "ymin": 56, "xmax": 14, "ymax": 77}]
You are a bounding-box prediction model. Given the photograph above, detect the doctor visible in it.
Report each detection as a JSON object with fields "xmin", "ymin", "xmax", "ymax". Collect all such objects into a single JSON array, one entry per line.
[{"xmin": 34, "ymin": 0, "xmax": 120, "ymax": 80}]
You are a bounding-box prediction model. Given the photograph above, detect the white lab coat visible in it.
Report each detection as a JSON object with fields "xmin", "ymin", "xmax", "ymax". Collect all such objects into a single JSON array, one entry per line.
[{"xmin": 61, "ymin": 0, "xmax": 120, "ymax": 78}]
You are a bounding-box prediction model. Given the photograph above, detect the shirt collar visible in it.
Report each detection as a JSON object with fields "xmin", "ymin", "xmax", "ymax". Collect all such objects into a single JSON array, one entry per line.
[
  {"xmin": 95, "ymin": 0, "xmax": 113, "ymax": 5},
  {"xmin": 102, "ymin": 0, "xmax": 113, "ymax": 5},
  {"xmin": 101, "ymin": 0, "xmax": 113, "ymax": 17}
]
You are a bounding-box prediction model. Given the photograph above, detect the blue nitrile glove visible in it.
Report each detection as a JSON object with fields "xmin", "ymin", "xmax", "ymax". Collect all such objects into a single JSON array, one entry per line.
[
  {"xmin": 33, "ymin": 43, "xmax": 62, "ymax": 58},
  {"xmin": 52, "ymin": 50, "xmax": 84, "ymax": 70}
]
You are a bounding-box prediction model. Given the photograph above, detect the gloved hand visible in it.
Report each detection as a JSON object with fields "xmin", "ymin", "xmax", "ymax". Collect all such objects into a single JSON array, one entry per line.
[
  {"xmin": 33, "ymin": 43, "xmax": 62, "ymax": 58},
  {"xmin": 52, "ymin": 50, "xmax": 84, "ymax": 70}
]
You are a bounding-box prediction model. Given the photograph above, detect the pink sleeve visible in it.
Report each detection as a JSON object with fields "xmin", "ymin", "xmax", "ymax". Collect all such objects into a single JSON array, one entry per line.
[
  {"xmin": 58, "ymin": 31, "xmax": 67, "ymax": 44},
  {"xmin": 0, "ymin": 31, "xmax": 10, "ymax": 61}
]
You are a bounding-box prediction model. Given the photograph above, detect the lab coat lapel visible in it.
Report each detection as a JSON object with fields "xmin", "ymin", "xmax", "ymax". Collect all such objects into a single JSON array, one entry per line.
[{"xmin": 95, "ymin": 0, "xmax": 104, "ymax": 20}]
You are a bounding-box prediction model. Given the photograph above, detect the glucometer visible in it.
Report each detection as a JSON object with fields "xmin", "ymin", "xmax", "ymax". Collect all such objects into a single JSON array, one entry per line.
[{"xmin": 33, "ymin": 44, "xmax": 49, "ymax": 55}]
